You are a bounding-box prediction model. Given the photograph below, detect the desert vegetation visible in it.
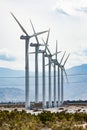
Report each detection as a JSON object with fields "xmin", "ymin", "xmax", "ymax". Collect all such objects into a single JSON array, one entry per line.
[{"xmin": 1, "ymin": 109, "xmax": 87, "ymax": 130}]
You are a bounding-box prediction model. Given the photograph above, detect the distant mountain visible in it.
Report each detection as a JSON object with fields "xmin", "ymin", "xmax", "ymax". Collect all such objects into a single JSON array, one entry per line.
[
  {"xmin": 0, "ymin": 67, "xmax": 35, "ymax": 102},
  {"xmin": 0, "ymin": 67, "xmax": 25, "ymax": 91},
  {"xmin": 0, "ymin": 88, "xmax": 24, "ymax": 102},
  {"xmin": 0, "ymin": 67, "xmax": 24, "ymax": 77},
  {"xmin": 0, "ymin": 64, "xmax": 87, "ymax": 102},
  {"xmin": 65, "ymin": 64, "xmax": 87, "ymax": 100},
  {"xmin": 67, "ymin": 64, "xmax": 87, "ymax": 75}
]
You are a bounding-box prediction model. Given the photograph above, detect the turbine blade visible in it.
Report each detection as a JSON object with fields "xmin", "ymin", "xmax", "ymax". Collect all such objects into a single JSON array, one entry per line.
[
  {"xmin": 60, "ymin": 51, "xmax": 66, "ymax": 64},
  {"xmin": 30, "ymin": 19, "xmax": 36, "ymax": 34},
  {"xmin": 42, "ymin": 30, "xmax": 50, "ymax": 53},
  {"xmin": 30, "ymin": 20, "xmax": 48, "ymax": 47},
  {"xmin": 30, "ymin": 19, "xmax": 39, "ymax": 44},
  {"xmin": 29, "ymin": 52, "xmax": 35, "ymax": 54},
  {"xmin": 42, "ymin": 38, "xmax": 48, "ymax": 50},
  {"xmin": 52, "ymin": 51, "xmax": 61, "ymax": 57},
  {"xmin": 56, "ymin": 40, "xmax": 58, "ymax": 60},
  {"xmin": 42, "ymin": 39, "xmax": 51, "ymax": 55},
  {"xmin": 44, "ymin": 29, "xmax": 50, "ymax": 52},
  {"xmin": 45, "ymin": 59, "xmax": 53, "ymax": 66},
  {"xmin": 42, "ymin": 38, "xmax": 45, "ymax": 44},
  {"xmin": 47, "ymin": 47, "xmax": 51, "ymax": 55},
  {"xmin": 63, "ymin": 67, "xmax": 68, "ymax": 83},
  {"xmin": 30, "ymin": 30, "xmax": 48, "ymax": 38},
  {"xmin": 63, "ymin": 53, "xmax": 70, "ymax": 66},
  {"xmin": 46, "ymin": 29, "xmax": 50, "ymax": 44},
  {"xmin": 45, "ymin": 63, "xmax": 49, "ymax": 66},
  {"xmin": 39, "ymin": 44, "xmax": 45, "ymax": 46},
  {"xmin": 11, "ymin": 12, "xmax": 28, "ymax": 36},
  {"xmin": 57, "ymin": 61, "xmax": 61, "ymax": 67}
]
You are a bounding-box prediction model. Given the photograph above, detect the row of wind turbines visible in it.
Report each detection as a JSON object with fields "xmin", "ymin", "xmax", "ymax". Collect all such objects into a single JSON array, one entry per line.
[{"xmin": 11, "ymin": 12, "xmax": 70, "ymax": 109}]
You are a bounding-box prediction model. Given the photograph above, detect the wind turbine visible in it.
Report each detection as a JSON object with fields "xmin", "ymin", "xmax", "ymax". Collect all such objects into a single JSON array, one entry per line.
[
  {"xmin": 53, "ymin": 41, "xmax": 58, "ymax": 107},
  {"xmin": 54, "ymin": 48, "xmax": 66, "ymax": 107},
  {"xmin": 46, "ymin": 50, "xmax": 52, "ymax": 108},
  {"xmin": 43, "ymin": 45, "xmax": 53, "ymax": 108},
  {"xmin": 44, "ymin": 43, "xmax": 60, "ymax": 108},
  {"xmin": 50, "ymin": 41, "xmax": 58, "ymax": 107},
  {"xmin": 30, "ymin": 20, "xmax": 48, "ymax": 103},
  {"xmin": 56, "ymin": 43, "xmax": 61, "ymax": 107},
  {"xmin": 60, "ymin": 53, "xmax": 70, "ymax": 105},
  {"xmin": 11, "ymin": 12, "xmax": 48, "ymax": 109},
  {"xmin": 39, "ymin": 30, "xmax": 50, "ymax": 108},
  {"xmin": 51, "ymin": 41, "xmax": 62, "ymax": 107},
  {"xmin": 30, "ymin": 30, "xmax": 50, "ymax": 108},
  {"xmin": 58, "ymin": 51, "xmax": 66, "ymax": 106}
]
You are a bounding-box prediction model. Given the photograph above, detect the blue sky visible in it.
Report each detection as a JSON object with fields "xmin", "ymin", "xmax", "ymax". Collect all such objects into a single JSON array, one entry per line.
[{"xmin": 0, "ymin": 0, "xmax": 87, "ymax": 71}]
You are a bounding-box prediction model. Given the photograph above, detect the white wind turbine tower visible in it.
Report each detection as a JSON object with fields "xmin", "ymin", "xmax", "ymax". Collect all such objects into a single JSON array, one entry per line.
[
  {"xmin": 51, "ymin": 41, "xmax": 61, "ymax": 107},
  {"xmin": 44, "ymin": 47, "xmax": 53, "ymax": 108},
  {"xmin": 60, "ymin": 53, "xmax": 70, "ymax": 105},
  {"xmin": 53, "ymin": 41, "xmax": 59, "ymax": 107},
  {"xmin": 11, "ymin": 12, "xmax": 48, "ymax": 109},
  {"xmin": 59, "ymin": 51, "xmax": 66, "ymax": 106},
  {"xmin": 45, "ymin": 44, "xmax": 60, "ymax": 108},
  {"xmin": 30, "ymin": 30, "xmax": 50, "ymax": 108},
  {"xmin": 53, "ymin": 50, "xmax": 56, "ymax": 107},
  {"xmin": 30, "ymin": 20, "xmax": 48, "ymax": 103},
  {"xmin": 39, "ymin": 30, "xmax": 50, "ymax": 108},
  {"xmin": 56, "ymin": 43, "xmax": 62, "ymax": 107},
  {"xmin": 54, "ymin": 49, "xmax": 66, "ymax": 107},
  {"xmin": 51, "ymin": 41, "xmax": 58, "ymax": 107}
]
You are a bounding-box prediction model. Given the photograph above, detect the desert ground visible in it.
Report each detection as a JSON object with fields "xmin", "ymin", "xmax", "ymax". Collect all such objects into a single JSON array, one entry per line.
[
  {"xmin": 1, "ymin": 105, "xmax": 87, "ymax": 129},
  {"xmin": 1, "ymin": 104, "xmax": 87, "ymax": 114}
]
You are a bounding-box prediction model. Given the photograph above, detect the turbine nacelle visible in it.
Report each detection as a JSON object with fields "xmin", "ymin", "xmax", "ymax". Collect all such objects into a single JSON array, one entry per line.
[
  {"xmin": 39, "ymin": 50, "xmax": 45, "ymax": 53},
  {"xmin": 30, "ymin": 42, "xmax": 45, "ymax": 47},
  {"xmin": 51, "ymin": 59, "xmax": 59, "ymax": 65},
  {"xmin": 20, "ymin": 35, "xmax": 29, "ymax": 40}
]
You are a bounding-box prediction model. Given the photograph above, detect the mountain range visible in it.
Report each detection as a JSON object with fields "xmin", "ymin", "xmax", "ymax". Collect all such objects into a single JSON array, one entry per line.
[
  {"xmin": 0, "ymin": 64, "xmax": 87, "ymax": 102},
  {"xmin": 65, "ymin": 64, "xmax": 87, "ymax": 100}
]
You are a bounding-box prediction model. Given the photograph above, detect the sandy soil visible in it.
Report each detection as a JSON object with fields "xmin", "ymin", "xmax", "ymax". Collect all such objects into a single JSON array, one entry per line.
[{"xmin": 1, "ymin": 105, "xmax": 87, "ymax": 114}]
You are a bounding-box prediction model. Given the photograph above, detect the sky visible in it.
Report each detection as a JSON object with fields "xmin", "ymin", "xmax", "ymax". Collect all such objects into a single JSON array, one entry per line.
[{"xmin": 0, "ymin": 0, "xmax": 87, "ymax": 71}]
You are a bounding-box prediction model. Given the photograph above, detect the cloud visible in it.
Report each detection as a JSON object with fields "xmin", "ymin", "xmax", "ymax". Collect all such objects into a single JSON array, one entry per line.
[
  {"xmin": 73, "ymin": 49, "xmax": 87, "ymax": 57},
  {"xmin": 81, "ymin": 49, "xmax": 87, "ymax": 56},
  {"xmin": 73, "ymin": 48, "xmax": 87, "ymax": 57},
  {"xmin": 55, "ymin": 8, "xmax": 69, "ymax": 16},
  {"xmin": 53, "ymin": 0, "xmax": 87, "ymax": 16},
  {"xmin": 76, "ymin": 7, "xmax": 87, "ymax": 14},
  {"xmin": 0, "ymin": 49, "xmax": 16, "ymax": 61}
]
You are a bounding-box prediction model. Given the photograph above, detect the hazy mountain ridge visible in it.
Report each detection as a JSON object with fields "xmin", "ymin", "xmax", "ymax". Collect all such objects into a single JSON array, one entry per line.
[
  {"xmin": 0, "ymin": 67, "xmax": 24, "ymax": 77},
  {"xmin": 67, "ymin": 64, "xmax": 87, "ymax": 74},
  {"xmin": 0, "ymin": 68, "xmax": 25, "ymax": 102},
  {"xmin": 65, "ymin": 64, "xmax": 87, "ymax": 100},
  {"xmin": 0, "ymin": 88, "xmax": 25, "ymax": 102},
  {"xmin": 0, "ymin": 64, "xmax": 87, "ymax": 102}
]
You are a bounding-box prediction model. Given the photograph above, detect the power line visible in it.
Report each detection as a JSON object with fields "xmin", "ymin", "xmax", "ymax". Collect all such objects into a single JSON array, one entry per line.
[
  {"xmin": 0, "ymin": 73, "xmax": 87, "ymax": 84},
  {"xmin": 0, "ymin": 77, "xmax": 24, "ymax": 78},
  {"xmin": 0, "ymin": 72, "xmax": 87, "ymax": 78},
  {"xmin": 65, "ymin": 81, "xmax": 87, "ymax": 84},
  {"xmin": 67, "ymin": 73, "xmax": 87, "ymax": 76}
]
